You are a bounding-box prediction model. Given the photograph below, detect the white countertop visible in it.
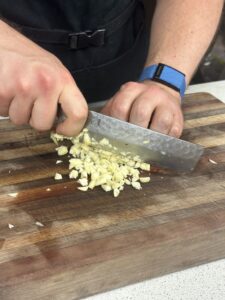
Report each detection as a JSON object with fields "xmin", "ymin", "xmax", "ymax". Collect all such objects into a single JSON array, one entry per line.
[{"xmin": 86, "ymin": 80, "xmax": 225, "ymax": 300}]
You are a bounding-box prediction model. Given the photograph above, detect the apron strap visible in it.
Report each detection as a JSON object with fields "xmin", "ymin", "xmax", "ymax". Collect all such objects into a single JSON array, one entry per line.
[{"xmin": 19, "ymin": 0, "xmax": 138, "ymax": 50}]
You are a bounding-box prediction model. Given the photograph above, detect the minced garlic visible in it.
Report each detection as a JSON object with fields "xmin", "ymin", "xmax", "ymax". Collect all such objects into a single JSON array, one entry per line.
[
  {"xmin": 51, "ymin": 128, "xmax": 151, "ymax": 197},
  {"xmin": 78, "ymin": 186, "xmax": 89, "ymax": 192},
  {"xmin": 54, "ymin": 173, "xmax": 62, "ymax": 180},
  {"xmin": 69, "ymin": 170, "xmax": 79, "ymax": 179},
  {"xmin": 140, "ymin": 177, "xmax": 151, "ymax": 183},
  {"xmin": 131, "ymin": 181, "xmax": 142, "ymax": 190},
  {"xmin": 56, "ymin": 146, "xmax": 68, "ymax": 156}
]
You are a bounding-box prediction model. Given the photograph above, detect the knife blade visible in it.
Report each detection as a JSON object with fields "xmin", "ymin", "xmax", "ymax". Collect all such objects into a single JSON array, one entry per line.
[{"xmin": 85, "ymin": 111, "xmax": 204, "ymax": 172}]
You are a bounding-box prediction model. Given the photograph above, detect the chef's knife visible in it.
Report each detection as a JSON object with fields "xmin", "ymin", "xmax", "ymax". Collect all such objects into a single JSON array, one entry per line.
[{"xmin": 85, "ymin": 111, "xmax": 204, "ymax": 172}]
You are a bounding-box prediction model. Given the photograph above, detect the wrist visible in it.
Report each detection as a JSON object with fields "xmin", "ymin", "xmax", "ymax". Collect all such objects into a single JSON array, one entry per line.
[
  {"xmin": 139, "ymin": 63, "xmax": 187, "ymax": 98},
  {"xmin": 145, "ymin": 56, "xmax": 192, "ymax": 84}
]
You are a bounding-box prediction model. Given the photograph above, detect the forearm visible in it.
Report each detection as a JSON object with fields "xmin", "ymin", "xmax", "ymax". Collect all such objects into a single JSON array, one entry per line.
[{"xmin": 146, "ymin": 0, "xmax": 224, "ymax": 84}]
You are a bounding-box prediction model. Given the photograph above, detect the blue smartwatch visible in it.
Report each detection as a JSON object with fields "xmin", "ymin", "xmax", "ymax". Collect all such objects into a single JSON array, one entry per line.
[{"xmin": 139, "ymin": 63, "xmax": 186, "ymax": 97}]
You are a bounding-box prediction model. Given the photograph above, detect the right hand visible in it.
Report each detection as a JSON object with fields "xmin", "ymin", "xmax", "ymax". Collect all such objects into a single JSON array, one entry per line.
[{"xmin": 0, "ymin": 21, "xmax": 88, "ymax": 136}]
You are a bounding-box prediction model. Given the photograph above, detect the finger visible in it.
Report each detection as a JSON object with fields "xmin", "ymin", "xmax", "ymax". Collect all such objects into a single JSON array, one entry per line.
[
  {"xmin": 29, "ymin": 95, "xmax": 58, "ymax": 131},
  {"xmin": 101, "ymin": 82, "xmax": 145, "ymax": 121},
  {"xmin": 0, "ymin": 87, "xmax": 14, "ymax": 117},
  {"xmin": 150, "ymin": 105, "xmax": 174, "ymax": 135},
  {"xmin": 9, "ymin": 96, "xmax": 34, "ymax": 125},
  {"xmin": 56, "ymin": 84, "xmax": 88, "ymax": 136},
  {"xmin": 0, "ymin": 102, "xmax": 11, "ymax": 117},
  {"xmin": 169, "ymin": 109, "xmax": 184, "ymax": 138},
  {"xmin": 101, "ymin": 98, "xmax": 113, "ymax": 115},
  {"xmin": 129, "ymin": 92, "xmax": 156, "ymax": 128}
]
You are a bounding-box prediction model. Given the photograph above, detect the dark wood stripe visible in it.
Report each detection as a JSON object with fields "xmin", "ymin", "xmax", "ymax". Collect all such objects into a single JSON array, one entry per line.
[
  {"xmin": 0, "ymin": 143, "xmax": 55, "ymax": 161},
  {"xmin": 184, "ymin": 106, "xmax": 225, "ymax": 120}
]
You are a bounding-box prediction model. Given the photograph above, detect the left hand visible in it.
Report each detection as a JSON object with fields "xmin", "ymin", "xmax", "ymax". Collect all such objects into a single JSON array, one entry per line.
[{"xmin": 101, "ymin": 80, "xmax": 184, "ymax": 138}]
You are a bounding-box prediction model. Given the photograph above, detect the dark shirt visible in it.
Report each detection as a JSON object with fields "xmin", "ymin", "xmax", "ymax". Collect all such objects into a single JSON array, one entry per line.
[
  {"xmin": 0, "ymin": 0, "xmax": 131, "ymax": 30},
  {"xmin": 0, "ymin": 0, "xmax": 148, "ymax": 102}
]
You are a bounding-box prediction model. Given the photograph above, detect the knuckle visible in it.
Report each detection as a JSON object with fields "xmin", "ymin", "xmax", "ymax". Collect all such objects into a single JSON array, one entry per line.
[
  {"xmin": 170, "ymin": 126, "xmax": 182, "ymax": 137},
  {"xmin": 35, "ymin": 68, "xmax": 55, "ymax": 94},
  {"xmin": 160, "ymin": 116, "xmax": 172, "ymax": 128},
  {"xmin": 9, "ymin": 112, "xmax": 25, "ymax": 126},
  {"xmin": 136, "ymin": 105, "xmax": 149, "ymax": 120},
  {"xmin": 80, "ymin": 105, "xmax": 88, "ymax": 119},
  {"xmin": 17, "ymin": 79, "xmax": 31, "ymax": 96},
  {"xmin": 121, "ymin": 81, "xmax": 139, "ymax": 91},
  {"xmin": 10, "ymin": 115, "xmax": 18, "ymax": 125},
  {"xmin": 31, "ymin": 120, "xmax": 51, "ymax": 131},
  {"xmin": 111, "ymin": 101, "xmax": 127, "ymax": 117},
  {"xmin": 69, "ymin": 110, "xmax": 79, "ymax": 122},
  {"xmin": 38, "ymin": 72, "xmax": 55, "ymax": 93},
  {"xmin": 11, "ymin": 118, "xmax": 25, "ymax": 126},
  {"xmin": 70, "ymin": 105, "xmax": 88, "ymax": 122},
  {"xmin": 146, "ymin": 83, "xmax": 161, "ymax": 95}
]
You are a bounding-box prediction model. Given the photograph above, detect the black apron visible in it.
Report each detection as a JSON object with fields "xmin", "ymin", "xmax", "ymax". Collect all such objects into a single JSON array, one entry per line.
[{"xmin": 0, "ymin": 0, "xmax": 149, "ymax": 102}]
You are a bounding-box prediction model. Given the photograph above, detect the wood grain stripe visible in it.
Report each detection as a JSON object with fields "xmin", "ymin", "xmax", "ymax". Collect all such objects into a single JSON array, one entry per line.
[
  {"xmin": 0, "ymin": 165, "xmax": 68, "ymax": 187},
  {"xmin": 183, "ymin": 101, "xmax": 225, "ymax": 115},
  {"xmin": 1, "ymin": 177, "xmax": 225, "ymax": 254},
  {"xmin": 190, "ymin": 133, "xmax": 225, "ymax": 148},
  {"xmin": 0, "ymin": 143, "xmax": 55, "ymax": 161},
  {"xmin": 1, "ymin": 209, "xmax": 225, "ymax": 300},
  {"xmin": 184, "ymin": 113, "xmax": 225, "ymax": 129}
]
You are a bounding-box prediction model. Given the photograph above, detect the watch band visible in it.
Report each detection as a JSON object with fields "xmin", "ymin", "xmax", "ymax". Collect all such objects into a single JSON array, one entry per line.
[{"xmin": 139, "ymin": 63, "xmax": 186, "ymax": 97}]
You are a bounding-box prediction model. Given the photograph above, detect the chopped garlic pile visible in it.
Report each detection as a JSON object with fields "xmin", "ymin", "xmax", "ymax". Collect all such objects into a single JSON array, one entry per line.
[{"xmin": 51, "ymin": 129, "xmax": 150, "ymax": 197}]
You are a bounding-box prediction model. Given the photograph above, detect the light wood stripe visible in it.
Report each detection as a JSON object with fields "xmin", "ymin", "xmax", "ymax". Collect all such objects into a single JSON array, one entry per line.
[
  {"xmin": 0, "ymin": 128, "xmax": 49, "ymax": 144},
  {"xmin": 190, "ymin": 133, "xmax": 225, "ymax": 148},
  {"xmin": 183, "ymin": 101, "xmax": 225, "ymax": 114},
  {"xmin": 184, "ymin": 113, "xmax": 225, "ymax": 129}
]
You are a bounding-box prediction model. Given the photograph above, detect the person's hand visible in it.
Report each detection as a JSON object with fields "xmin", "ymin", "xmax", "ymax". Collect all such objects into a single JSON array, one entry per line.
[
  {"xmin": 101, "ymin": 80, "xmax": 184, "ymax": 138},
  {"xmin": 0, "ymin": 21, "xmax": 88, "ymax": 136}
]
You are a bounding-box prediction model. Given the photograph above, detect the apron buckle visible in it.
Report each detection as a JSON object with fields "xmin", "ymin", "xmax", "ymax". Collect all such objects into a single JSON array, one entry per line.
[{"xmin": 69, "ymin": 29, "xmax": 106, "ymax": 50}]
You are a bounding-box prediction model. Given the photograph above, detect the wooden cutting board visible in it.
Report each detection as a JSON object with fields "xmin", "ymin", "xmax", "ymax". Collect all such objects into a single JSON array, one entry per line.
[{"xmin": 1, "ymin": 92, "xmax": 225, "ymax": 300}]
